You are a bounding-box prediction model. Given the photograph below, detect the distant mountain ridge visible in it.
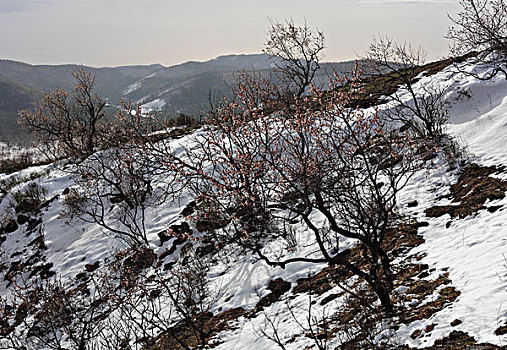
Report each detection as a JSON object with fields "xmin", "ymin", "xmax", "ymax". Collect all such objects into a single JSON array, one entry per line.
[{"xmin": 0, "ymin": 54, "xmax": 357, "ymax": 142}]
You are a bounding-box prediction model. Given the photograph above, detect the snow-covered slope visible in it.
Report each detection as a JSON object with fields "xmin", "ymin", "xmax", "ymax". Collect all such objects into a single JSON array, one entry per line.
[
  {"xmin": 393, "ymin": 65, "xmax": 507, "ymax": 347},
  {"xmin": 0, "ymin": 57, "xmax": 506, "ymax": 349}
]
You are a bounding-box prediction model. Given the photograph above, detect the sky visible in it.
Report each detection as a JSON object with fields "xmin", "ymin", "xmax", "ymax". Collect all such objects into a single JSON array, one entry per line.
[{"xmin": 0, "ymin": 0, "xmax": 462, "ymax": 67}]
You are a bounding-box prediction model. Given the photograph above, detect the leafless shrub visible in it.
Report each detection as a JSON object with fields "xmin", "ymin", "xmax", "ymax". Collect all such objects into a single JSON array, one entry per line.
[
  {"xmin": 18, "ymin": 69, "xmax": 107, "ymax": 160},
  {"xmin": 0, "ymin": 276, "xmax": 112, "ymax": 350},
  {"xmin": 94, "ymin": 248, "xmax": 221, "ymax": 350},
  {"xmin": 440, "ymin": 135, "xmax": 471, "ymax": 171},
  {"xmin": 258, "ymin": 294, "xmax": 332, "ymax": 350},
  {"xmin": 188, "ymin": 64, "xmax": 435, "ymax": 314},
  {"xmin": 1, "ymin": 246, "xmax": 222, "ymax": 350},
  {"xmin": 259, "ymin": 290, "xmax": 399, "ymax": 350},
  {"xmin": 446, "ymin": 0, "xmax": 507, "ymax": 79},
  {"xmin": 264, "ymin": 18, "xmax": 325, "ymax": 97},
  {"xmin": 0, "ymin": 171, "xmax": 47, "ymax": 197},
  {"xmin": 11, "ymin": 182, "xmax": 47, "ymax": 214},
  {"xmin": 365, "ymin": 36, "xmax": 451, "ymax": 141},
  {"xmin": 62, "ymin": 142, "xmax": 182, "ymax": 247},
  {"xmin": 172, "ymin": 113, "xmax": 198, "ymax": 127}
]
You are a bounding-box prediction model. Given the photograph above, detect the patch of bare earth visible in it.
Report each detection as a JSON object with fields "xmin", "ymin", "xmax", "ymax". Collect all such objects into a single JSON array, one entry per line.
[
  {"xmin": 425, "ymin": 164, "xmax": 507, "ymax": 219},
  {"xmin": 408, "ymin": 330, "xmax": 503, "ymax": 349},
  {"xmin": 149, "ymin": 307, "xmax": 246, "ymax": 350}
]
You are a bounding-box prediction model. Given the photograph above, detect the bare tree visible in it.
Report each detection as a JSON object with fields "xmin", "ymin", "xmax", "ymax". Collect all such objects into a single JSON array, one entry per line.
[
  {"xmin": 446, "ymin": 0, "xmax": 507, "ymax": 79},
  {"xmin": 19, "ymin": 68, "xmax": 107, "ymax": 160},
  {"xmin": 62, "ymin": 140, "xmax": 183, "ymax": 247},
  {"xmin": 264, "ymin": 19, "xmax": 325, "ymax": 98},
  {"xmin": 58, "ymin": 101, "xmax": 186, "ymax": 248},
  {"xmin": 188, "ymin": 67, "xmax": 433, "ymax": 313},
  {"xmin": 365, "ymin": 36, "xmax": 451, "ymax": 141}
]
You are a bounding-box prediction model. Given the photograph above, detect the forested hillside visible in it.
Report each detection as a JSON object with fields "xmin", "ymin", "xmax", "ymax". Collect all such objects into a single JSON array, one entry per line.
[{"xmin": 0, "ymin": 56, "xmax": 356, "ymax": 144}]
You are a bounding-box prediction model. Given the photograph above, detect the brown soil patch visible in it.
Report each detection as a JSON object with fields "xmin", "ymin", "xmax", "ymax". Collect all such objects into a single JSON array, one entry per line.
[
  {"xmin": 254, "ymin": 278, "xmax": 291, "ymax": 312},
  {"xmin": 422, "ymin": 330, "xmax": 502, "ymax": 349},
  {"xmin": 426, "ymin": 164, "xmax": 507, "ymax": 219},
  {"xmin": 293, "ymin": 263, "xmax": 352, "ymax": 296},
  {"xmin": 149, "ymin": 307, "xmax": 246, "ymax": 349},
  {"xmin": 293, "ymin": 221, "xmax": 425, "ymax": 298},
  {"xmin": 401, "ymin": 283, "xmax": 461, "ymax": 324},
  {"xmin": 351, "ymin": 52, "xmax": 478, "ymax": 109}
]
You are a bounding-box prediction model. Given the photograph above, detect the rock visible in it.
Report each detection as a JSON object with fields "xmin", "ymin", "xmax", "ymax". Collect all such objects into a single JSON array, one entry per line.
[
  {"xmin": 255, "ymin": 278, "xmax": 291, "ymax": 311},
  {"xmin": 4, "ymin": 220, "xmax": 18, "ymax": 233},
  {"xmin": 40, "ymin": 270, "xmax": 56, "ymax": 279},
  {"xmin": 17, "ymin": 214, "xmax": 30, "ymax": 225},
  {"xmin": 416, "ymin": 221, "xmax": 430, "ymax": 228},
  {"xmin": 408, "ymin": 200, "xmax": 418, "ymax": 208},
  {"xmin": 446, "ymin": 221, "xmax": 452, "ymax": 228},
  {"xmin": 180, "ymin": 201, "xmax": 196, "ymax": 217},
  {"xmin": 10, "ymin": 261, "xmax": 21, "ymax": 268},
  {"xmin": 411, "ymin": 329, "xmax": 423, "ymax": 339},
  {"xmin": 195, "ymin": 215, "xmax": 230, "ymax": 232},
  {"xmin": 40, "ymin": 195, "xmax": 58, "ymax": 209},
  {"xmin": 158, "ymin": 249, "xmax": 172, "ymax": 262},
  {"xmin": 110, "ymin": 195, "xmax": 124, "ymax": 204},
  {"xmin": 62, "ymin": 187, "xmax": 70, "ymax": 195},
  {"xmin": 28, "ymin": 262, "xmax": 54, "ymax": 279},
  {"xmin": 158, "ymin": 223, "xmax": 192, "ymax": 246},
  {"xmin": 170, "ymin": 222, "xmax": 192, "ymax": 236},
  {"xmin": 495, "ymin": 324, "xmax": 507, "ymax": 335},
  {"xmin": 425, "ymin": 323, "xmax": 436, "ymax": 333},
  {"xmin": 163, "ymin": 261, "xmax": 176, "ymax": 271},
  {"xmin": 487, "ymin": 205, "xmax": 502, "ymax": 213},
  {"xmin": 418, "ymin": 271, "xmax": 430, "ymax": 278},
  {"xmin": 450, "ymin": 319, "xmax": 462, "ymax": 327},
  {"xmin": 27, "ymin": 218, "xmax": 42, "ymax": 231},
  {"xmin": 160, "ymin": 237, "xmax": 186, "ymax": 258},
  {"xmin": 399, "ymin": 124, "xmax": 410, "ymax": 132},
  {"xmin": 158, "ymin": 230, "xmax": 172, "ymax": 246},
  {"xmin": 124, "ymin": 248, "xmax": 156, "ymax": 274},
  {"xmin": 85, "ymin": 261, "xmax": 100, "ymax": 272},
  {"xmin": 15, "ymin": 198, "xmax": 40, "ymax": 214},
  {"xmin": 75, "ymin": 272, "xmax": 87, "ymax": 280}
]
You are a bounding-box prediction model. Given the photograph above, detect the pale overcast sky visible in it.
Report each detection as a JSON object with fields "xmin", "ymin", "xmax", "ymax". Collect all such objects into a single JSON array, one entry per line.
[{"xmin": 0, "ymin": 0, "xmax": 461, "ymax": 67}]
